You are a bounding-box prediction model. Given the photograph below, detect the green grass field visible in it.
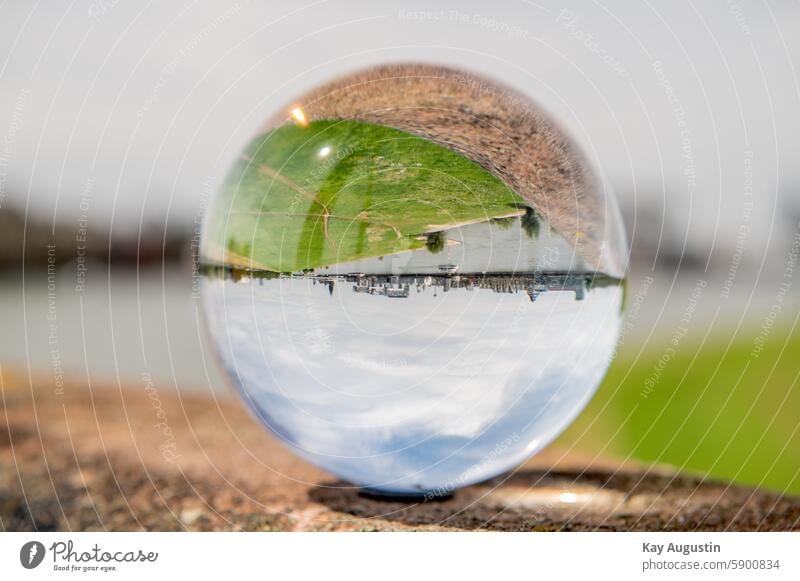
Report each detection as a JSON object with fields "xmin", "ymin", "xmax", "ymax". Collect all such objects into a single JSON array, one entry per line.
[
  {"xmin": 204, "ymin": 119, "xmax": 527, "ymax": 272},
  {"xmin": 558, "ymin": 322, "xmax": 800, "ymax": 494}
]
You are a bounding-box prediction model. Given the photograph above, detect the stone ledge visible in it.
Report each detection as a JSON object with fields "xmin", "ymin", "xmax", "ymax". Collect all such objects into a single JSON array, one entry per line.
[{"xmin": 1, "ymin": 370, "xmax": 797, "ymax": 531}]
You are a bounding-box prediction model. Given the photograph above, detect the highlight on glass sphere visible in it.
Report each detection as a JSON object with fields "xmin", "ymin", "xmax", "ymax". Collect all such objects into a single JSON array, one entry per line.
[{"xmin": 200, "ymin": 63, "xmax": 627, "ymax": 496}]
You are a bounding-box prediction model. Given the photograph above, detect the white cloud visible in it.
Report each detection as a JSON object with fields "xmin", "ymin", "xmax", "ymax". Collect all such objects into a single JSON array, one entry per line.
[{"xmin": 203, "ymin": 274, "xmax": 622, "ymax": 491}]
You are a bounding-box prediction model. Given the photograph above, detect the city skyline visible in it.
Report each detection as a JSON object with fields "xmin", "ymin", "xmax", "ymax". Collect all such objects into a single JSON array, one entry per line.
[{"xmin": 205, "ymin": 265, "xmax": 621, "ymax": 303}]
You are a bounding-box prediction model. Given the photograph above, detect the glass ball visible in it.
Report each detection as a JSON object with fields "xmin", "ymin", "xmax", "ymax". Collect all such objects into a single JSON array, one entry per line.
[{"xmin": 200, "ymin": 64, "xmax": 627, "ymax": 496}]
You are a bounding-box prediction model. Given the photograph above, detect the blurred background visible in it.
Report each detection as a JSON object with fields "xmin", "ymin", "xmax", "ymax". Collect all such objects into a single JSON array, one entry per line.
[{"xmin": 1, "ymin": 0, "xmax": 798, "ymax": 493}]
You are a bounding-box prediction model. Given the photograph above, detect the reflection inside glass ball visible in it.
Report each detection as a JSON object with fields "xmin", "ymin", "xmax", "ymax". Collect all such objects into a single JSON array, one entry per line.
[{"xmin": 200, "ymin": 64, "xmax": 626, "ymax": 495}]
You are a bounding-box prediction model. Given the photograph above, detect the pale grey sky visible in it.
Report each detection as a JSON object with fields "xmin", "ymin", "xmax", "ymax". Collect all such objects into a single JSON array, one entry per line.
[
  {"xmin": 1, "ymin": 0, "xmax": 798, "ymax": 259},
  {"xmin": 204, "ymin": 276, "xmax": 622, "ymax": 491}
]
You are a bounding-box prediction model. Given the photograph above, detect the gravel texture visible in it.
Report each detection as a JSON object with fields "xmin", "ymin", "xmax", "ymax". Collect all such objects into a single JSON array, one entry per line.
[{"xmin": 2, "ymin": 369, "xmax": 797, "ymax": 532}]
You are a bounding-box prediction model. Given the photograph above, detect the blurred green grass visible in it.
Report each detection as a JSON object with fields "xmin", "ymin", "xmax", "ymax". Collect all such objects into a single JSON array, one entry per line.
[{"xmin": 559, "ymin": 322, "xmax": 800, "ymax": 494}]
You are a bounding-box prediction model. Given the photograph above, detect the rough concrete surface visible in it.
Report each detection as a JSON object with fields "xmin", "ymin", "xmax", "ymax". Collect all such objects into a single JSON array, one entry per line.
[{"xmin": 1, "ymin": 369, "xmax": 797, "ymax": 531}]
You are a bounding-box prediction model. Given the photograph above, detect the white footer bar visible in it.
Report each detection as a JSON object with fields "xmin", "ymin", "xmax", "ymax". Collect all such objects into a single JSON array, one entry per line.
[{"xmin": 1, "ymin": 532, "xmax": 797, "ymax": 580}]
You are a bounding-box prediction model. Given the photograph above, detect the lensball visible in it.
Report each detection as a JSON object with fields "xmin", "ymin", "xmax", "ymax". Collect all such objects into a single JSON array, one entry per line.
[{"xmin": 200, "ymin": 64, "xmax": 627, "ymax": 496}]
